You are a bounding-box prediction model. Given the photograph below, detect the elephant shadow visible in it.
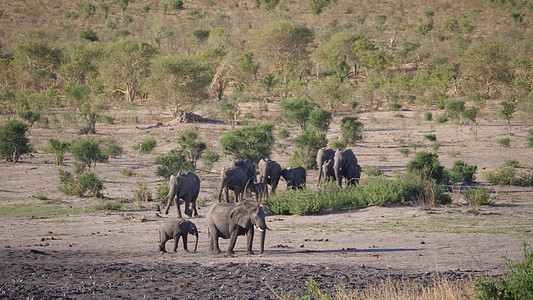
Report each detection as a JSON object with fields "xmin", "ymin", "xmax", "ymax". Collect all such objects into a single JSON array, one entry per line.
[{"xmin": 267, "ymin": 247, "xmax": 422, "ymax": 255}]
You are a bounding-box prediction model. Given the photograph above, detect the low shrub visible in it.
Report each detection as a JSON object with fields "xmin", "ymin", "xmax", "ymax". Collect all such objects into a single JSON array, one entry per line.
[
  {"xmin": 278, "ymin": 128, "xmax": 289, "ymax": 139},
  {"xmin": 133, "ymin": 137, "xmax": 157, "ymax": 153},
  {"xmin": 58, "ymin": 170, "xmax": 103, "ymax": 197},
  {"xmin": 104, "ymin": 141, "xmax": 123, "ymax": 158},
  {"xmin": 406, "ymin": 151, "xmax": 446, "ymax": 184},
  {"xmin": 436, "ymin": 114, "xmax": 448, "ymax": 123},
  {"xmin": 120, "ymin": 167, "xmax": 136, "ymax": 177},
  {"xmin": 475, "ymin": 243, "xmax": 533, "ymax": 299},
  {"xmin": 448, "ymin": 160, "xmax": 477, "ymax": 183},
  {"xmin": 134, "ymin": 182, "xmax": 152, "ymax": 206},
  {"xmin": 94, "ymin": 200, "xmax": 123, "ymax": 211},
  {"xmin": 424, "ymin": 134, "xmax": 437, "ymax": 141},
  {"xmin": 498, "ymin": 137, "xmax": 511, "ymax": 148},
  {"xmin": 504, "ymin": 159, "xmax": 520, "ymax": 168},
  {"xmin": 464, "ymin": 186, "xmax": 493, "ymax": 206},
  {"xmin": 527, "ymin": 130, "xmax": 533, "ymax": 148},
  {"xmin": 48, "ymin": 139, "xmax": 70, "ymax": 165},
  {"xmin": 365, "ymin": 166, "xmax": 383, "ymax": 177},
  {"xmin": 157, "ymin": 183, "xmax": 170, "ymax": 205},
  {"xmin": 485, "ymin": 166, "xmax": 516, "ymax": 185},
  {"xmin": 398, "ymin": 148, "xmax": 411, "ymax": 157},
  {"xmin": 424, "ymin": 111, "xmax": 432, "ymax": 121},
  {"xmin": 199, "ymin": 150, "xmax": 219, "ymax": 171}
]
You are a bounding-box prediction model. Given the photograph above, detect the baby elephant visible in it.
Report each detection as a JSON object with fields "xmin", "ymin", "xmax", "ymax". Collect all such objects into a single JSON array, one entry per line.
[{"xmin": 159, "ymin": 218, "xmax": 198, "ymax": 253}]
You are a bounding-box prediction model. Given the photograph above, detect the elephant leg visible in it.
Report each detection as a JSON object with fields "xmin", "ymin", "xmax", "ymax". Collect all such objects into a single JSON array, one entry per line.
[
  {"xmin": 182, "ymin": 235, "xmax": 189, "ymax": 252},
  {"xmin": 246, "ymin": 228, "xmax": 255, "ymax": 255},
  {"xmin": 175, "ymin": 198, "xmax": 183, "ymax": 218},
  {"xmin": 210, "ymin": 231, "xmax": 221, "ymax": 254},
  {"xmin": 183, "ymin": 195, "xmax": 192, "ymax": 217},
  {"xmin": 192, "ymin": 200, "xmax": 198, "ymax": 217},
  {"xmin": 227, "ymin": 227, "xmax": 238, "ymax": 255},
  {"xmin": 159, "ymin": 238, "xmax": 167, "ymax": 252},
  {"xmin": 173, "ymin": 235, "xmax": 180, "ymax": 252},
  {"xmin": 225, "ymin": 187, "xmax": 230, "ymax": 203}
]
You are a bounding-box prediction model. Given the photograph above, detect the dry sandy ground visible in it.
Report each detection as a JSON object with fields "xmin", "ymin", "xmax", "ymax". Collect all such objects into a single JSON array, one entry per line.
[{"xmin": 1, "ymin": 106, "xmax": 532, "ymax": 299}]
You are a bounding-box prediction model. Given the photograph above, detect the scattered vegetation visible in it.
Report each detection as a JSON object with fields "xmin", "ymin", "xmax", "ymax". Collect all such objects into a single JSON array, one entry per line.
[
  {"xmin": 120, "ymin": 167, "xmax": 136, "ymax": 177},
  {"xmin": 448, "ymin": 160, "xmax": 478, "ymax": 183},
  {"xmin": 0, "ymin": 120, "xmax": 32, "ymax": 162},
  {"xmin": 485, "ymin": 164, "xmax": 533, "ymax": 187},
  {"xmin": 498, "ymin": 137, "xmax": 511, "ymax": 148},
  {"xmin": 133, "ymin": 137, "xmax": 157, "ymax": 153}
]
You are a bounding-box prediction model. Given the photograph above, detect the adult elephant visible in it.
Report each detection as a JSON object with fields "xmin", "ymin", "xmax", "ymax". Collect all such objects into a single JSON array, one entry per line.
[
  {"xmin": 281, "ymin": 167, "xmax": 307, "ymax": 190},
  {"xmin": 206, "ymin": 201, "xmax": 268, "ymax": 255},
  {"xmin": 258, "ymin": 159, "xmax": 282, "ymax": 195},
  {"xmin": 230, "ymin": 160, "xmax": 256, "ymax": 188},
  {"xmin": 218, "ymin": 167, "xmax": 249, "ymax": 202},
  {"xmin": 164, "ymin": 172, "xmax": 200, "ymax": 218},
  {"xmin": 322, "ymin": 159, "xmax": 336, "ymax": 182},
  {"xmin": 333, "ymin": 149, "xmax": 361, "ymax": 187},
  {"xmin": 316, "ymin": 148, "xmax": 335, "ymax": 185}
]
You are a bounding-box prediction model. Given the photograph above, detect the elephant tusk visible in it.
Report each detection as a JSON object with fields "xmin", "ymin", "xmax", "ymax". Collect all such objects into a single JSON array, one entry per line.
[{"xmin": 256, "ymin": 226, "xmax": 265, "ymax": 232}]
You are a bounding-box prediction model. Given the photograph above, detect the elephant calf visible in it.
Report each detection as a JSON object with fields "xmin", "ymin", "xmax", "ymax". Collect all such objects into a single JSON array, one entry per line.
[
  {"xmin": 281, "ymin": 167, "xmax": 307, "ymax": 190},
  {"xmin": 159, "ymin": 218, "xmax": 199, "ymax": 253}
]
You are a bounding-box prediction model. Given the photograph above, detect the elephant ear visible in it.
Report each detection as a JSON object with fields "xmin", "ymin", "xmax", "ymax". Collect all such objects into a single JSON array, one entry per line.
[{"xmin": 230, "ymin": 206, "xmax": 252, "ymax": 228}]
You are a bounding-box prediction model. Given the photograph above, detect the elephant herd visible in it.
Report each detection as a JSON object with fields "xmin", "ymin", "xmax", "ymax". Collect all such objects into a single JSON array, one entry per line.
[{"xmin": 160, "ymin": 148, "xmax": 361, "ymax": 255}]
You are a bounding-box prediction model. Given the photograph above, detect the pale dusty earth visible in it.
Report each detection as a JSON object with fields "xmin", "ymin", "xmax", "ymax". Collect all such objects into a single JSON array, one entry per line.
[{"xmin": 1, "ymin": 104, "xmax": 532, "ymax": 299}]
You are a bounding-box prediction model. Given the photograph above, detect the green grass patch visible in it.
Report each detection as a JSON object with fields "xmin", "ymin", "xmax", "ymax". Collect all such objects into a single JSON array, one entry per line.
[{"xmin": 0, "ymin": 202, "xmax": 100, "ymax": 218}]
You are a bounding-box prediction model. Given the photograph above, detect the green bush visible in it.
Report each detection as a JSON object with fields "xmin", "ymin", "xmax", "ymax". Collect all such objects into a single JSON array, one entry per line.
[
  {"xmin": 424, "ymin": 134, "xmax": 437, "ymax": 141},
  {"xmin": 199, "ymin": 150, "xmax": 220, "ymax": 171},
  {"xmin": 69, "ymin": 138, "xmax": 108, "ymax": 173},
  {"xmin": 485, "ymin": 166, "xmax": 516, "ymax": 185},
  {"xmin": 310, "ymin": 0, "xmax": 331, "ymax": 15},
  {"xmin": 193, "ymin": 29, "xmax": 210, "ymax": 41},
  {"xmin": 436, "ymin": 114, "xmax": 448, "ymax": 123},
  {"xmin": 406, "ymin": 151, "xmax": 446, "ymax": 183},
  {"xmin": 527, "ymin": 130, "xmax": 533, "ymax": 148},
  {"xmin": 464, "ymin": 186, "xmax": 493, "ymax": 206},
  {"xmin": 104, "ymin": 141, "xmax": 123, "ymax": 158},
  {"xmin": 448, "ymin": 160, "xmax": 477, "ymax": 183},
  {"xmin": 475, "ymin": 243, "xmax": 533, "ymax": 299},
  {"xmin": 280, "ymin": 97, "xmax": 315, "ymax": 131},
  {"xmin": 133, "ymin": 137, "xmax": 157, "ymax": 153},
  {"xmin": 340, "ymin": 116, "xmax": 364, "ymax": 145},
  {"xmin": 278, "ymin": 128, "xmax": 290, "ymax": 139},
  {"xmin": 498, "ymin": 138, "xmax": 511, "ymax": 148},
  {"xmin": 157, "ymin": 183, "xmax": 170, "ymax": 205},
  {"xmin": 504, "ymin": 159, "xmax": 520, "ymax": 168},
  {"xmin": 0, "ymin": 120, "xmax": 32, "ymax": 163},
  {"xmin": 290, "ymin": 130, "xmax": 327, "ymax": 169},
  {"xmin": 48, "ymin": 139, "xmax": 70, "ymax": 165},
  {"xmin": 308, "ymin": 108, "xmax": 332, "ymax": 134},
  {"xmin": 388, "ymin": 103, "xmax": 402, "ymax": 111},
  {"xmin": 329, "ymin": 139, "xmax": 346, "ymax": 151},
  {"xmin": 170, "ymin": 0, "xmax": 183, "ymax": 9},
  {"xmin": 120, "ymin": 167, "xmax": 136, "ymax": 177},
  {"xmin": 142, "ymin": 4, "xmax": 150, "ymax": 13},
  {"xmin": 220, "ymin": 123, "xmax": 274, "ymax": 164},
  {"xmin": 398, "ymin": 148, "xmax": 411, "ymax": 157},
  {"xmin": 17, "ymin": 109, "xmax": 41, "ymax": 126},
  {"xmin": 134, "ymin": 182, "xmax": 152, "ymax": 205},
  {"xmin": 80, "ymin": 29, "xmax": 98, "ymax": 41},
  {"xmin": 58, "ymin": 170, "xmax": 103, "ymax": 197},
  {"xmin": 94, "ymin": 200, "xmax": 123, "ymax": 211},
  {"xmin": 155, "ymin": 148, "xmax": 193, "ymax": 179},
  {"xmin": 424, "ymin": 112, "xmax": 433, "ymax": 121},
  {"xmin": 178, "ymin": 130, "xmax": 206, "ymax": 169},
  {"xmin": 365, "ymin": 166, "xmax": 383, "ymax": 177}
]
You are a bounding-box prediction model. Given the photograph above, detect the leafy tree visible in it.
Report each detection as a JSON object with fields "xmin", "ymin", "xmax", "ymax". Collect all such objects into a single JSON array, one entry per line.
[
  {"xmin": 340, "ymin": 116, "xmax": 364, "ymax": 145},
  {"xmin": 461, "ymin": 107, "xmax": 480, "ymax": 140},
  {"xmin": 290, "ymin": 130, "xmax": 327, "ymax": 169},
  {"xmin": 69, "ymin": 138, "xmax": 108, "ymax": 173},
  {"xmin": 250, "ymin": 20, "xmax": 313, "ymax": 72},
  {"xmin": 444, "ymin": 100, "xmax": 465, "ymax": 121},
  {"xmin": 309, "ymin": 75, "xmax": 354, "ymax": 111},
  {"xmin": 500, "ymin": 96, "xmax": 517, "ymax": 136},
  {"xmin": 156, "ymin": 148, "xmax": 193, "ymax": 179},
  {"xmin": 11, "ymin": 41, "xmax": 63, "ymax": 91},
  {"xmin": 65, "ymin": 84, "xmax": 104, "ymax": 134},
  {"xmin": 99, "ymin": 39, "xmax": 157, "ymax": 103},
  {"xmin": 147, "ymin": 55, "xmax": 210, "ymax": 114},
  {"xmin": 280, "ymin": 97, "xmax": 315, "ymax": 131},
  {"xmin": 0, "ymin": 120, "xmax": 32, "ymax": 163},
  {"xmin": 462, "ymin": 38, "xmax": 513, "ymax": 97},
  {"xmin": 312, "ymin": 32, "xmax": 361, "ymax": 77},
  {"xmin": 219, "ymin": 124, "xmax": 274, "ymax": 164},
  {"xmin": 60, "ymin": 41, "xmax": 102, "ymax": 85},
  {"xmin": 178, "ymin": 130, "xmax": 206, "ymax": 169},
  {"xmin": 218, "ymin": 93, "xmax": 243, "ymax": 129},
  {"xmin": 208, "ymin": 50, "xmax": 258, "ymax": 100},
  {"xmin": 310, "ymin": 0, "xmax": 331, "ymax": 15},
  {"xmin": 308, "ymin": 108, "xmax": 332, "ymax": 134},
  {"xmin": 352, "ymin": 37, "xmax": 391, "ymax": 74}
]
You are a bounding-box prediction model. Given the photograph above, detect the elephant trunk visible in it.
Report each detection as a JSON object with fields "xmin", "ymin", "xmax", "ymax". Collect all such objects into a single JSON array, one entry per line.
[
  {"xmin": 317, "ymin": 163, "xmax": 323, "ymax": 185},
  {"xmin": 334, "ymin": 161, "xmax": 342, "ymax": 187},
  {"xmin": 165, "ymin": 185, "xmax": 176, "ymax": 214},
  {"xmin": 194, "ymin": 232, "xmax": 198, "ymax": 252},
  {"xmin": 218, "ymin": 179, "xmax": 226, "ymax": 202}
]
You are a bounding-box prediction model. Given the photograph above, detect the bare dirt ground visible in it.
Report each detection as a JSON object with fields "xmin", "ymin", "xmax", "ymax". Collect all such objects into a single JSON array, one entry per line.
[{"xmin": 1, "ymin": 106, "xmax": 532, "ymax": 299}]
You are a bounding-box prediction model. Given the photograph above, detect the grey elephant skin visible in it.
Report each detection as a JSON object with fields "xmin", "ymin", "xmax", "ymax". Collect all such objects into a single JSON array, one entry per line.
[
  {"xmin": 316, "ymin": 148, "xmax": 335, "ymax": 185},
  {"xmin": 229, "ymin": 159, "xmax": 256, "ymax": 187},
  {"xmin": 218, "ymin": 167, "xmax": 249, "ymax": 202},
  {"xmin": 206, "ymin": 201, "xmax": 267, "ymax": 255},
  {"xmin": 333, "ymin": 149, "xmax": 361, "ymax": 187},
  {"xmin": 258, "ymin": 159, "xmax": 282, "ymax": 195},
  {"xmin": 165, "ymin": 172, "xmax": 200, "ymax": 218},
  {"xmin": 159, "ymin": 218, "xmax": 198, "ymax": 252},
  {"xmin": 281, "ymin": 167, "xmax": 307, "ymax": 190},
  {"xmin": 322, "ymin": 159, "xmax": 336, "ymax": 182}
]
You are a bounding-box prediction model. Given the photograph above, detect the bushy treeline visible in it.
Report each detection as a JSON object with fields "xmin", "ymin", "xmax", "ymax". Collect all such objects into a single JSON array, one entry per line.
[{"xmin": 1, "ymin": 0, "xmax": 532, "ymax": 134}]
